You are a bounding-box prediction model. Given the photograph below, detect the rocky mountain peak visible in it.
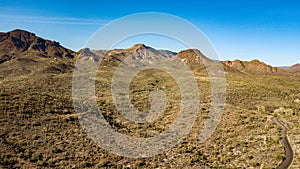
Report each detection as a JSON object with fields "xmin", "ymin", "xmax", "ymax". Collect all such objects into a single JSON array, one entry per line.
[
  {"xmin": 128, "ymin": 44, "xmax": 148, "ymax": 51},
  {"xmin": 8, "ymin": 29, "xmax": 36, "ymax": 40},
  {"xmin": 0, "ymin": 29, "xmax": 75, "ymax": 63},
  {"xmin": 78, "ymin": 48, "xmax": 95, "ymax": 56}
]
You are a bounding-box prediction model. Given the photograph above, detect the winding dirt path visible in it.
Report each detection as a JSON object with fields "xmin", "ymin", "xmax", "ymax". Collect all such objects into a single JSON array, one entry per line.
[{"xmin": 271, "ymin": 117, "xmax": 293, "ymax": 169}]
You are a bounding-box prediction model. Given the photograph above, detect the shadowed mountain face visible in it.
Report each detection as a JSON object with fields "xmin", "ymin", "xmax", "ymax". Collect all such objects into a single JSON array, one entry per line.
[{"xmin": 0, "ymin": 29, "xmax": 297, "ymax": 77}]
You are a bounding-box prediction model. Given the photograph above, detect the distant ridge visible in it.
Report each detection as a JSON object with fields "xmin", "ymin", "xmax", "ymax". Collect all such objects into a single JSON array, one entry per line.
[
  {"xmin": 88, "ymin": 44, "xmax": 176, "ymax": 64},
  {"xmin": 222, "ymin": 59, "xmax": 287, "ymax": 75},
  {"xmin": 280, "ymin": 63, "xmax": 300, "ymax": 72}
]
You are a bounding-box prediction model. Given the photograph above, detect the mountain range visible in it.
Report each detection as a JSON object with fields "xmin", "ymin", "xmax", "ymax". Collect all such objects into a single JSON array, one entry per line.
[
  {"xmin": 0, "ymin": 29, "xmax": 299, "ymax": 77},
  {"xmin": 1, "ymin": 29, "xmax": 300, "ymax": 168}
]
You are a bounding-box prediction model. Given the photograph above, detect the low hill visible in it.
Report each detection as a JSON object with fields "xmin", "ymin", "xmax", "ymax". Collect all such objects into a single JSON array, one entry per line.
[
  {"xmin": 222, "ymin": 59, "xmax": 287, "ymax": 75},
  {"xmin": 284, "ymin": 63, "xmax": 300, "ymax": 72}
]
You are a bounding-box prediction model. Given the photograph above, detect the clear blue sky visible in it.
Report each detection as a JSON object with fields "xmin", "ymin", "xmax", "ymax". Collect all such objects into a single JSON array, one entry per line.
[{"xmin": 0, "ymin": 0, "xmax": 299, "ymax": 66}]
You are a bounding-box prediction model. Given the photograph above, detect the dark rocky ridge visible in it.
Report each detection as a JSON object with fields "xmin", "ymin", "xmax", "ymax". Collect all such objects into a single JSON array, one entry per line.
[{"xmin": 0, "ymin": 29, "xmax": 75, "ymax": 64}]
